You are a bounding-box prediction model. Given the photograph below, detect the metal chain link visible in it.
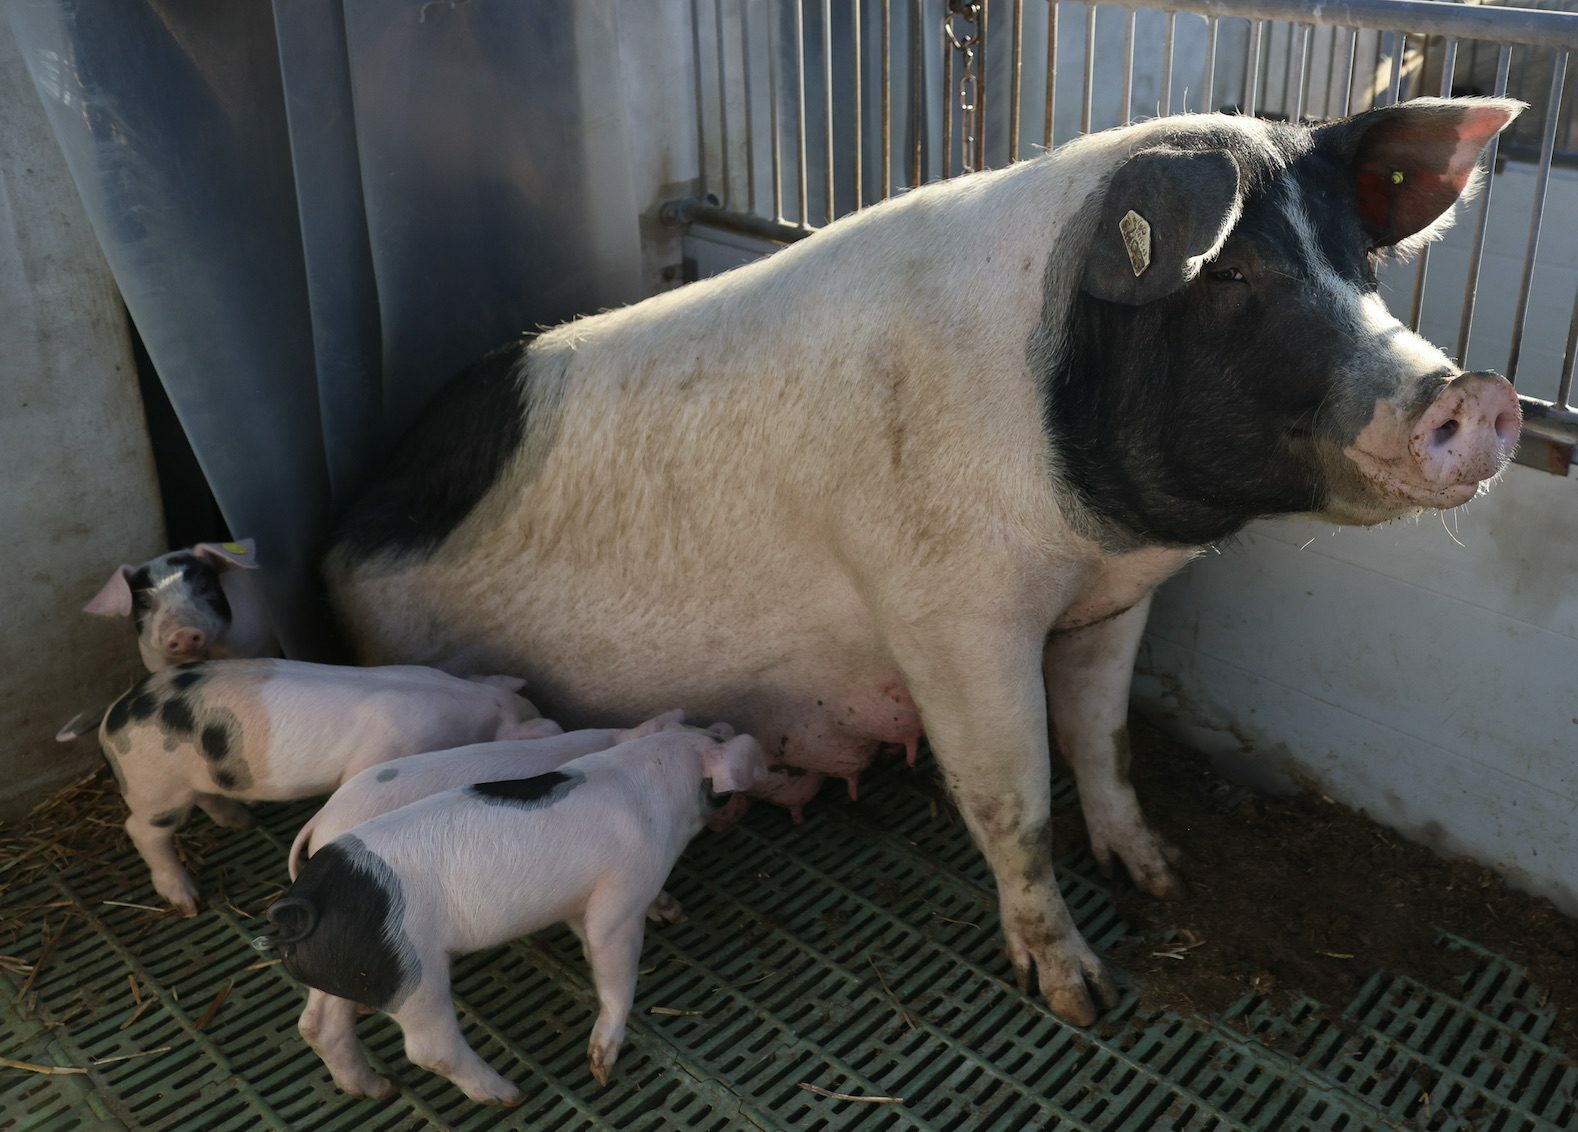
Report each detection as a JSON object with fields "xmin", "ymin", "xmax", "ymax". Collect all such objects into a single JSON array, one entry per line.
[{"xmin": 945, "ymin": 1, "xmax": 981, "ymax": 173}]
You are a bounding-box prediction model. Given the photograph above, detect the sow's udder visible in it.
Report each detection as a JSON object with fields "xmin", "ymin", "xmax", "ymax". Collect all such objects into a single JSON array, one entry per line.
[{"xmin": 1346, "ymin": 371, "xmax": 1522, "ymax": 509}]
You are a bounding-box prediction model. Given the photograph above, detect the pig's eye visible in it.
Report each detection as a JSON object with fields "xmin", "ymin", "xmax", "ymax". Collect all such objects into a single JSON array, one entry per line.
[{"xmin": 1207, "ymin": 266, "xmax": 1247, "ymax": 284}]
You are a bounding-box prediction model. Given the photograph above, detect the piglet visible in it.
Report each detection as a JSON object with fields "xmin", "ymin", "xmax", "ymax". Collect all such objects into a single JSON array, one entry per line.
[
  {"xmin": 97, "ymin": 658, "xmax": 557, "ymax": 914},
  {"xmin": 84, "ymin": 539, "xmax": 279, "ymax": 671},
  {"xmin": 252, "ymin": 724, "xmax": 767, "ymax": 1103}
]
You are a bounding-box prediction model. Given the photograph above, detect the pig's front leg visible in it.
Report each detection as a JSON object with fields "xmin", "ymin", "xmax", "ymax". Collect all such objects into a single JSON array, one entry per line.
[
  {"xmin": 1045, "ymin": 597, "xmax": 1182, "ymax": 899},
  {"xmin": 893, "ymin": 621, "xmax": 1118, "ymax": 1026},
  {"xmin": 578, "ymin": 904, "xmax": 647, "ymax": 1087},
  {"xmin": 298, "ymin": 988, "xmax": 392, "ymax": 1099}
]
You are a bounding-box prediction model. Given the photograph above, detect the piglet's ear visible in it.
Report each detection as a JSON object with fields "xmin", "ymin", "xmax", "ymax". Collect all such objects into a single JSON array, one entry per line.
[
  {"xmin": 84, "ymin": 565, "xmax": 136, "ymax": 617},
  {"xmin": 193, "ymin": 539, "xmax": 259, "ymax": 570},
  {"xmin": 1082, "ymin": 146, "xmax": 1242, "ymax": 305},
  {"xmin": 1331, "ymin": 97, "xmax": 1524, "ymax": 248},
  {"xmin": 703, "ymin": 735, "xmax": 766, "ymax": 795}
]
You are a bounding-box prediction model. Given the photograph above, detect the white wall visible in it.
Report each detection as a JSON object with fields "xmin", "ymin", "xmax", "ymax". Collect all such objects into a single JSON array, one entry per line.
[{"xmin": 0, "ymin": 18, "xmax": 164, "ymax": 817}]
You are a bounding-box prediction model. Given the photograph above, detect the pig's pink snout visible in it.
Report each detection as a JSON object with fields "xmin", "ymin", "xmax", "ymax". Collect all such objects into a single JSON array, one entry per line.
[
  {"xmin": 164, "ymin": 627, "xmax": 208, "ymax": 656},
  {"xmin": 1410, "ymin": 371, "xmax": 1521, "ymax": 488}
]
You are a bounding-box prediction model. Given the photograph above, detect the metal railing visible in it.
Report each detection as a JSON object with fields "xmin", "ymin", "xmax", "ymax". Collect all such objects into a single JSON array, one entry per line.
[{"xmin": 677, "ymin": 0, "xmax": 1578, "ymax": 470}]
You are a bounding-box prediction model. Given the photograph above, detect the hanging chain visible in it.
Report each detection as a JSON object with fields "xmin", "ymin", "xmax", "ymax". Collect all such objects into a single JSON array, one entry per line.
[{"xmin": 945, "ymin": 1, "xmax": 981, "ymax": 173}]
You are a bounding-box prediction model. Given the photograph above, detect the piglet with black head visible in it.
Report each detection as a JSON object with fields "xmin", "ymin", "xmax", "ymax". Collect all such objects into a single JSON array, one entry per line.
[{"xmin": 84, "ymin": 539, "xmax": 280, "ymax": 671}]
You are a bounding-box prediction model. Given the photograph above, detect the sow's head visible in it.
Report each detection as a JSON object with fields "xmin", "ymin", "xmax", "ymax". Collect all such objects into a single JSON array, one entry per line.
[{"xmin": 1054, "ymin": 97, "xmax": 1525, "ymax": 546}]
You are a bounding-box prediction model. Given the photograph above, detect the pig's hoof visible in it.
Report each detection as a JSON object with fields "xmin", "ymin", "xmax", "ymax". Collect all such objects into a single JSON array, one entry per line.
[
  {"xmin": 345, "ymin": 1074, "xmax": 395, "ymax": 1100},
  {"xmin": 1005, "ymin": 917, "xmax": 1118, "ymax": 1027},
  {"xmin": 156, "ymin": 876, "xmax": 201, "ymax": 917},
  {"xmin": 587, "ymin": 1042, "xmax": 618, "ymax": 1087},
  {"xmin": 646, "ymin": 892, "xmax": 686, "ymax": 924},
  {"xmin": 467, "ymin": 1079, "xmax": 523, "ymax": 1106}
]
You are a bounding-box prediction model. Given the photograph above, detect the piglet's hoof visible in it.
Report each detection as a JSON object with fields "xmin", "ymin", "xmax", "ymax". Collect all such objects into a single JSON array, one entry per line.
[
  {"xmin": 645, "ymin": 891, "xmax": 686, "ymax": 924},
  {"xmin": 587, "ymin": 1043, "xmax": 618, "ymax": 1088}
]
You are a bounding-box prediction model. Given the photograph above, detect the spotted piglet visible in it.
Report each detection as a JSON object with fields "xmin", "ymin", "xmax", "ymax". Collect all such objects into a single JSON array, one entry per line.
[
  {"xmin": 84, "ymin": 539, "xmax": 279, "ymax": 671},
  {"xmin": 252, "ymin": 725, "xmax": 767, "ymax": 1103},
  {"xmin": 98, "ymin": 658, "xmax": 557, "ymax": 914}
]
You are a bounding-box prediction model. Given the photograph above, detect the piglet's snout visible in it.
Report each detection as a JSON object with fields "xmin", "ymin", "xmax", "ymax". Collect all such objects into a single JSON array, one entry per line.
[
  {"xmin": 1409, "ymin": 371, "xmax": 1521, "ymax": 488},
  {"xmin": 163, "ymin": 627, "xmax": 208, "ymax": 657}
]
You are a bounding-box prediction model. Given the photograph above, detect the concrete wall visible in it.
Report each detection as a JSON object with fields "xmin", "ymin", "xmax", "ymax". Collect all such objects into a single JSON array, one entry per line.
[{"xmin": 0, "ymin": 18, "xmax": 164, "ymax": 817}]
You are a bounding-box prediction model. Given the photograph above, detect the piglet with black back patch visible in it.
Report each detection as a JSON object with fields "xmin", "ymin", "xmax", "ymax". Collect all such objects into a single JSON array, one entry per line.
[
  {"xmin": 84, "ymin": 539, "xmax": 279, "ymax": 671},
  {"xmin": 97, "ymin": 658, "xmax": 557, "ymax": 914},
  {"xmin": 253, "ymin": 724, "xmax": 767, "ymax": 1103}
]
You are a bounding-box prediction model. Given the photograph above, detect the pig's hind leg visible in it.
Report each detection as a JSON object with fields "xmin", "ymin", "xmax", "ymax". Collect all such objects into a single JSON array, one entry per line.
[
  {"xmin": 390, "ymin": 961, "xmax": 522, "ymax": 1106},
  {"xmin": 298, "ymin": 988, "xmax": 392, "ymax": 1099},
  {"xmin": 124, "ymin": 802, "xmax": 201, "ymax": 916},
  {"xmin": 577, "ymin": 899, "xmax": 649, "ymax": 1086},
  {"xmin": 194, "ymin": 793, "xmax": 256, "ymax": 830}
]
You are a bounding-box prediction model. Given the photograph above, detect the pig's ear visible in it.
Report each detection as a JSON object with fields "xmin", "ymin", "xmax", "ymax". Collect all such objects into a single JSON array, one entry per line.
[
  {"xmin": 84, "ymin": 565, "xmax": 136, "ymax": 617},
  {"xmin": 702, "ymin": 735, "xmax": 765, "ymax": 796},
  {"xmin": 1082, "ymin": 146, "xmax": 1242, "ymax": 305},
  {"xmin": 1330, "ymin": 97, "xmax": 1524, "ymax": 250},
  {"xmin": 193, "ymin": 539, "xmax": 260, "ymax": 570}
]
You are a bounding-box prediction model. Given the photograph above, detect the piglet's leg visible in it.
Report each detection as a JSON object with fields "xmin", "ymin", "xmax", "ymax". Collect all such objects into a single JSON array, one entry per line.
[
  {"xmin": 581, "ymin": 909, "xmax": 647, "ymax": 1086},
  {"xmin": 194, "ymin": 793, "xmax": 256, "ymax": 830},
  {"xmin": 298, "ymin": 989, "xmax": 392, "ymax": 1099},
  {"xmin": 645, "ymin": 890, "xmax": 685, "ymax": 924},
  {"xmin": 392, "ymin": 967, "xmax": 521, "ymax": 1106},
  {"xmin": 124, "ymin": 808, "xmax": 200, "ymax": 916},
  {"xmin": 1044, "ymin": 597, "xmax": 1183, "ymax": 899}
]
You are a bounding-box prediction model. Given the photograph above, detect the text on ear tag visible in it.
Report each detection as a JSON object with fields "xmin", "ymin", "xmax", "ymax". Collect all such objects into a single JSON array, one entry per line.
[{"xmin": 1119, "ymin": 209, "xmax": 1152, "ymax": 277}]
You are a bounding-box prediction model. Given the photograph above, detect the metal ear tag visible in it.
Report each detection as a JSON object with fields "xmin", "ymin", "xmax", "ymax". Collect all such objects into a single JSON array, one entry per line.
[{"xmin": 1119, "ymin": 209, "xmax": 1152, "ymax": 277}]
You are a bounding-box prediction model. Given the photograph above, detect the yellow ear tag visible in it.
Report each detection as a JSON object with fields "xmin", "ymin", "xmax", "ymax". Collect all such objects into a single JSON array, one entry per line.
[
  {"xmin": 1119, "ymin": 209, "xmax": 1152, "ymax": 277},
  {"xmin": 1390, "ymin": 170, "xmax": 1405, "ymax": 185},
  {"xmin": 221, "ymin": 542, "xmax": 248, "ymax": 554}
]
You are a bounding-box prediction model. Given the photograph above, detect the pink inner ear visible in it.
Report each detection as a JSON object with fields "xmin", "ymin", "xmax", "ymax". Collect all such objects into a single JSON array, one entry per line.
[{"xmin": 84, "ymin": 565, "xmax": 135, "ymax": 617}]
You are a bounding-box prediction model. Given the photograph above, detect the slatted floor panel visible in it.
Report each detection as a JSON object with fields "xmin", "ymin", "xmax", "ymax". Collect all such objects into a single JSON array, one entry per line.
[{"xmin": 3, "ymin": 754, "xmax": 1575, "ymax": 1130}]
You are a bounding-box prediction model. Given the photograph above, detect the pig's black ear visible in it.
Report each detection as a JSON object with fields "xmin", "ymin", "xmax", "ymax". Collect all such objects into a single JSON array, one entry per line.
[
  {"xmin": 1326, "ymin": 96, "xmax": 1524, "ymax": 249},
  {"xmin": 1082, "ymin": 146, "xmax": 1242, "ymax": 305}
]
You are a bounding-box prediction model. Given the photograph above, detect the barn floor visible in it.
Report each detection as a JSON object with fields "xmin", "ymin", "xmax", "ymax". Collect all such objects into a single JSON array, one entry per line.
[{"xmin": 2, "ymin": 734, "xmax": 1576, "ymax": 1131}]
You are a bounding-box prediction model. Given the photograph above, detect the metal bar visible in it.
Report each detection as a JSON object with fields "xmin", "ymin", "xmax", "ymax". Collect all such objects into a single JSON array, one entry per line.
[
  {"xmin": 743, "ymin": 0, "xmax": 757, "ymax": 214},
  {"xmin": 1081, "ymin": 2, "xmax": 1095, "ymax": 135},
  {"xmin": 1341, "ymin": 25, "xmax": 1356, "ymax": 114},
  {"xmin": 686, "ymin": 200, "xmax": 818, "ymax": 243},
  {"xmin": 1559, "ymin": 287, "xmax": 1578, "ymax": 411},
  {"xmin": 769, "ymin": 0, "xmax": 784, "ymax": 221},
  {"xmin": 822, "ymin": 0, "xmax": 834, "ymax": 221},
  {"xmin": 910, "ymin": 0, "xmax": 923, "ymax": 187},
  {"xmin": 975, "ymin": 0, "xmax": 989, "ymax": 171},
  {"xmin": 716, "ymin": 0, "xmax": 732, "ymax": 203},
  {"xmin": 1457, "ymin": 45, "xmax": 1511, "ymax": 366},
  {"xmin": 1161, "ymin": 10, "xmax": 1176, "ymax": 116},
  {"xmin": 1121, "ymin": 6, "xmax": 1136, "ymax": 124},
  {"xmin": 691, "ymin": 0, "xmax": 709, "ymax": 193},
  {"xmin": 795, "ymin": 0, "xmax": 809, "ymax": 224},
  {"xmin": 1408, "ymin": 35, "xmax": 1455, "ymax": 333},
  {"xmin": 1245, "ymin": 19, "xmax": 1263, "ymax": 115},
  {"xmin": 1132, "ymin": 0, "xmax": 1578, "ymax": 51},
  {"xmin": 1385, "ymin": 31, "xmax": 1404, "ymax": 105},
  {"xmin": 943, "ymin": 10, "xmax": 955, "ymax": 176},
  {"xmin": 1009, "ymin": 0, "xmax": 1024, "ymax": 162},
  {"xmin": 1282, "ymin": 20, "xmax": 1296, "ymax": 114},
  {"xmin": 881, "ymin": 0, "xmax": 891, "ymax": 197},
  {"xmin": 1507, "ymin": 48, "xmax": 1570, "ymax": 383},
  {"xmin": 852, "ymin": 0, "xmax": 863, "ymax": 209},
  {"xmin": 1203, "ymin": 14, "xmax": 1218, "ymax": 109},
  {"xmin": 1291, "ymin": 23, "xmax": 1310, "ymax": 122},
  {"xmin": 1044, "ymin": 0, "xmax": 1058, "ymax": 149}
]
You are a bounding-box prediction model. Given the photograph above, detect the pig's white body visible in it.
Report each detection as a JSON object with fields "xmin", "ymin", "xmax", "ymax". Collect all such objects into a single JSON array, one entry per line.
[
  {"xmin": 267, "ymin": 728, "xmax": 765, "ymax": 1102},
  {"xmin": 98, "ymin": 658, "xmax": 551, "ymax": 914}
]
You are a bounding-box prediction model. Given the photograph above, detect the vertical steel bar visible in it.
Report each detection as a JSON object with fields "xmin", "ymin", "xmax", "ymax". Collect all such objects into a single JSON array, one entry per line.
[
  {"xmin": 1408, "ymin": 36, "xmax": 1456, "ymax": 333},
  {"xmin": 1161, "ymin": 11, "xmax": 1176, "ymax": 116},
  {"xmin": 1281, "ymin": 20, "xmax": 1296, "ymax": 114},
  {"xmin": 943, "ymin": 11, "xmax": 955, "ymax": 177},
  {"xmin": 882, "ymin": 0, "xmax": 891, "ymax": 198},
  {"xmin": 742, "ymin": 0, "xmax": 757, "ymax": 214},
  {"xmin": 1009, "ymin": 0, "xmax": 1024, "ymax": 162},
  {"xmin": 1044, "ymin": 0, "xmax": 1058, "ymax": 149},
  {"xmin": 1203, "ymin": 15, "xmax": 1218, "ymax": 110},
  {"xmin": 975, "ymin": 0, "xmax": 989, "ymax": 172},
  {"xmin": 822, "ymin": 0, "xmax": 835, "ymax": 221},
  {"xmin": 1385, "ymin": 32, "xmax": 1405, "ymax": 105},
  {"xmin": 691, "ymin": 0, "xmax": 709, "ymax": 194},
  {"xmin": 1370, "ymin": 28, "xmax": 1383, "ymax": 109},
  {"xmin": 716, "ymin": 0, "xmax": 732, "ymax": 203},
  {"xmin": 852, "ymin": 0, "xmax": 863, "ymax": 209},
  {"xmin": 794, "ymin": 0, "xmax": 809, "ymax": 224},
  {"xmin": 1081, "ymin": 2, "xmax": 1095, "ymax": 135},
  {"xmin": 1558, "ymin": 287, "xmax": 1578, "ymax": 410},
  {"xmin": 1457, "ymin": 45, "xmax": 1511, "ymax": 365},
  {"xmin": 1245, "ymin": 20, "xmax": 1263, "ymax": 116},
  {"xmin": 769, "ymin": 0, "xmax": 785, "ymax": 220},
  {"xmin": 1341, "ymin": 26, "xmax": 1357, "ymax": 114},
  {"xmin": 1507, "ymin": 49, "xmax": 1569, "ymax": 384},
  {"xmin": 1120, "ymin": 6, "xmax": 1135, "ymax": 125},
  {"xmin": 910, "ymin": 0, "xmax": 924, "ymax": 187},
  {"xmin": 1291, "ymin": 23, "xmax": 1310, "ymax": 122}
]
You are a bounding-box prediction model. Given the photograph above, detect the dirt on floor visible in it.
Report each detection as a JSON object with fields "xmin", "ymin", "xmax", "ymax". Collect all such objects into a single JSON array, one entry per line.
[{"xmin": 1081, "ymin": 718, "xmax": 1578, "ymax": 1051}]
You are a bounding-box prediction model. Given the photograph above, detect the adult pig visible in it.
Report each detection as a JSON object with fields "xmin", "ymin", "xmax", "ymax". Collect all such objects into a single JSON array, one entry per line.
[
  {"xmin": 254, "ymin": 726, "xmax": 767, "ymax": 1102},
  {"xmin": 98, "ymin": 658, "xmax": 554, "ymax": 914},
  {"xmin": 325, "ymin": 99, "xmax": 1525, "ymax": 1026},
  {"xmin": 85, "ymin": 539, "xmax": 280, "ymax": 670}
]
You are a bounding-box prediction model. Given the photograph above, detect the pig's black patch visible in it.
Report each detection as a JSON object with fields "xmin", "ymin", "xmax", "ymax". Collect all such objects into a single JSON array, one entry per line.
[
  {"xmin": 126, "ymin": 690, "xmax": 160, "ymax": 725},
  {"xmin": 468, "ymin": 768, "xmax": 583, "ymax": 809},
  {"xmin": 265, "ymin": 837, "xmax": 420, "ymax": 1011},
  {"xmin": 332, "ymin": 341, "xmax": 533, "ymax": 561},
  {"xmin": 160, "ymin": 697, "xmax": 196, "ymax": 736},
  {"xmin": 375, "ymin": 767, "xmax": 398, "ymax": 782},
  {"xmin": 169, "ymin": 669, "xmax": 204, "ymax": 691},
  {"xmin": 149, "ymin": 810, "xmax": 184, "ymax": 829},
  {"xmin": 200, "ymin": 723, "xmax": 231, "ymax": 762},
  {"xmin": 103, "ymin": 692, "xmax": 134, "ymax": 736},
  {"xmin": 130, "ymin": 554, "xmax": 231, "ymax": 631},
  {"xmin": 213, "ymin": 767, "xmax": 239, "ymax": 790}
]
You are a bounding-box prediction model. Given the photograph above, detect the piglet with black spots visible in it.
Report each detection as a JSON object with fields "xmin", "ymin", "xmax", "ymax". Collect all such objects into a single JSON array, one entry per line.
[
  {"xmin": 84, "ymin": 539, "xmax": 279, "ymax": 671},
  {"xmin": 97, "ymin": 658, "xmax": 558, "ymax": 915},
  {"xmin": 253, "ymin": 724, "xmax": 768, "ymax": 1103}
]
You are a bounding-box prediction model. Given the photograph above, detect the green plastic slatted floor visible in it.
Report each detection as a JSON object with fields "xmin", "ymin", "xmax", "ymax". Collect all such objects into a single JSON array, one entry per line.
[{"xmin": 3, "ymin": 754, "xmax": 1576, "ymax": 1131}]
